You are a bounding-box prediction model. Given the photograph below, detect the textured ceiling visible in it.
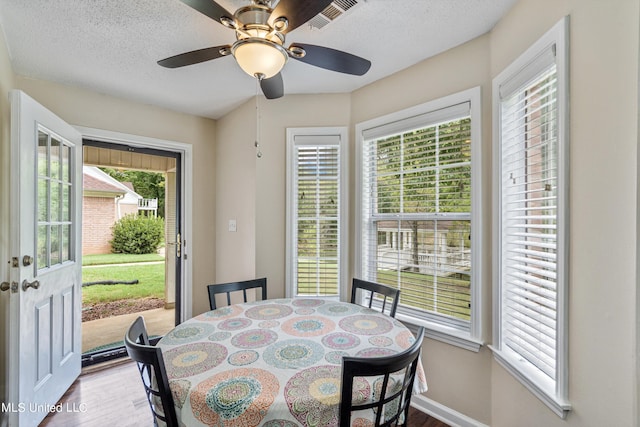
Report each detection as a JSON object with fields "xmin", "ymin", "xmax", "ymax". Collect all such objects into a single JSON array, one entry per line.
[{"xmin": 0, "ymin": 0, "xmax": 517, "ymax": 119}]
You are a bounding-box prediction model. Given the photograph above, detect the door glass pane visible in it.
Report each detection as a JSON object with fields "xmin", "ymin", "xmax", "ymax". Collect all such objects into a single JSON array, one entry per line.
[
  {"xmin": 37, "ymin": 225, "xmax": 48, "ymax": 268},
  {"xmin": 62, "ymin": 224, "xmax": 70, "ymax": 262},
  {"xmin": 50, "ymin": 225, "xmax": 60, "ymax": 265},
  {"xmin": 38, "ymin": 179, "xmax": 48, "ymax": 222},
  {"xmin": 62, "ymin": 144, "xmax": 71, "ymax": 183},
  {"xmin": 50, "ymin": 182, "xmax": 60, "ymax": 222},
  {"xmin": 38, "ymin": 131, "xmax": 48, "ymax": 177},
  {"xmin": 62, "ymin": 184, "xmax": 70, "ymax": 222},
  {"xmin": 51, "ymin": 137, "xmax": 60, "ymax": 180}
]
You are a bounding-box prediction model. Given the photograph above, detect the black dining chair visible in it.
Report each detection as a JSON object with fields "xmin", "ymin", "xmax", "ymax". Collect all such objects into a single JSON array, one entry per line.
[
  {"xmin": 124, "ymin": 316, "xmax": 178, "ymax": 427},
  {"xmin": 351, "ymin": 278, "xmax": 400, "ymax": 318},
  {"xmin": 339, "ymin": 326, "xmax": 425, "ymax": 427},
  {"xmin": 207, "ymin": 277, "xmax": 267, "ymax": 310}
]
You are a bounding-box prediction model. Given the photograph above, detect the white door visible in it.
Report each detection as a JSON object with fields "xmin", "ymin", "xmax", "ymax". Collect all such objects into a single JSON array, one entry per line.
[{"xmin": 6, "ymin": 90, "xmax": 82, "ymax": 426}]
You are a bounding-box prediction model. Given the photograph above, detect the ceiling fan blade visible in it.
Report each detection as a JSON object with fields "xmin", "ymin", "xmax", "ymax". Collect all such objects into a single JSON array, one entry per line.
[
  {"xmin": 260, "ymin": 73, "xmax": 284, "ymax": 99},
  {"xmin": 180, "ymin": 0, "xmax": 233, "ymax": 22},
  {"xmin": 268, "ymin": 0, "xmax": 333, "ymax": 34},
  {"xmin": 158, "ymin": 45, "xmax": 230, "ymax": 68},
  {"xmin": 178, "ymin": 0, "xmax": 234, "ymax": 25},
  {"xmin": 289, "ymin": 43, "xmax": 371, "ymax": 76}
]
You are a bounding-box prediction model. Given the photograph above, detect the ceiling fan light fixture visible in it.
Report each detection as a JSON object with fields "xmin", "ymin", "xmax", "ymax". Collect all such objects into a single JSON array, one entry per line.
[
  {"xmin": 232, "ymin": 38, "xmax": 288, "ymax": 79},
  {"xmin": 159, "ymin": 0, "xmax": 371, "ymax": 99}
]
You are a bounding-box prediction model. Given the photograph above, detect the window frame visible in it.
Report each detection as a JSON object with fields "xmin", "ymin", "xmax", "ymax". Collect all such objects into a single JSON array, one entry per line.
[
  {"xmin": 286, "ymin": 127, "xmax": 348, "ymax": 299},
  {"xmin": 356, "ymin": 87, "xmax": 483, "ymax": 351},
  {"xmin": 491, "ymin": 16, "xmax": 570, "ymax": 418},
  {"xmin": 36, "ymin": 125, "xmax": 76, "ymax": 272}
]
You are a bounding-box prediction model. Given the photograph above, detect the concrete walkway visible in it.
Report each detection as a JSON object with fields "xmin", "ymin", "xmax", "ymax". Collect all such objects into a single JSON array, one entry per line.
[
  {"xmin": 82, "ymin": 306, "xmax": 175, "ymax": 353},
  {"xmin": 83, "ymin": 260, "xmax": 165, "ymax": 268}
]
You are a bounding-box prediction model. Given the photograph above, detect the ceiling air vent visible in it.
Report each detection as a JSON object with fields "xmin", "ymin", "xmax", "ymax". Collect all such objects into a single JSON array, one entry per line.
[{"xmin": 307, "ymin": 0, "xmax": 359, "ymax": 30}]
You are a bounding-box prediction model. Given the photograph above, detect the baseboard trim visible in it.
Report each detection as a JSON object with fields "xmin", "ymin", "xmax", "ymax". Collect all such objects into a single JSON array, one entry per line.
[{"xmin": 411, "ymin": 395, "xmax": 489, "ymax": 427}]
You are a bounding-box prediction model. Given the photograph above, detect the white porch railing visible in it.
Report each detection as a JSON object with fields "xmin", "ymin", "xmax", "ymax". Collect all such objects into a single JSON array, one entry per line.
[{"xmin": 138, "ymin": 198, "xmax": 158, "ymax": 216}]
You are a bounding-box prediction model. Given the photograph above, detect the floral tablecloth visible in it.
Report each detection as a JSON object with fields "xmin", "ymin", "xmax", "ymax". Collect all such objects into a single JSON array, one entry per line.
[{"xmin": 157, "ymin": 298, "xmax": 427, "ymax": 427}]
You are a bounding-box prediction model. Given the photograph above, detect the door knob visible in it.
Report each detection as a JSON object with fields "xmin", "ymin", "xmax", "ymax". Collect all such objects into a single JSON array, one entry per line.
[
  {"xmin": 22, "ymin": 255, "xmax": 33, "ymax": 266},
  {"xmin": 21, "ymin": 279, "xmax": 40, "ymax": 292}
]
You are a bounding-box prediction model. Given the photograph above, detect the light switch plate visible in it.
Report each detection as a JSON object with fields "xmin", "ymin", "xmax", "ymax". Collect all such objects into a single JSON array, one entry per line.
[{"xmin": 228, "ymin": 219, "xmax": 237, "ymax": 232}]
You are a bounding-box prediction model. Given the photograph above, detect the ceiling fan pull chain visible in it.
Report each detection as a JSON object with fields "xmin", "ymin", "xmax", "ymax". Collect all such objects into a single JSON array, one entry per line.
[{"xmin": 255, "ymin": 78, "xmax": 263, "ymax": 159}]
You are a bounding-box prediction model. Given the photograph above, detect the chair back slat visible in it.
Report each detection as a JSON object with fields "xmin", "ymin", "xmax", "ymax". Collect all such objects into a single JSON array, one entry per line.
[
  {"xmin": 351, "ymin": 278, "xmax": 400, "ymax": 318},
  {"xmin": 124, "ymin": 316, "xmax": 178, "ymax": 427},
  {"xmin": 339, "ymin": 327, "xmax": 424, "ymax": 427},
  {"xmin": 207, "ymin": 277, "xmax": 268, "ymax": 310}
]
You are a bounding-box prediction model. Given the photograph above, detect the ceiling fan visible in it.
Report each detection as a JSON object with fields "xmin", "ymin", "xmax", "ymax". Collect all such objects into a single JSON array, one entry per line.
[{"xmin": 158, "ymin": 0, "xmax": 371, "ymax": 99}]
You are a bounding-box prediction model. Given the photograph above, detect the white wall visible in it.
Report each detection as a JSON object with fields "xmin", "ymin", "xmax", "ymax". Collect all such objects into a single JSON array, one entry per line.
[
  {"xmin": 216, "ymin": 93, "xmax": 352, "ymax": 298},
  {"xmin": 215, "ymin": 98, "xmax": 257, "ymax": 287}
]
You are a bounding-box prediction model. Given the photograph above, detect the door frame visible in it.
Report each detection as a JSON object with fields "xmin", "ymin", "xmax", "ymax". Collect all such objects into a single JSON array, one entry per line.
[{"xmin": 75, "ymin": 126, "xmax": 193, "ymax": 322}]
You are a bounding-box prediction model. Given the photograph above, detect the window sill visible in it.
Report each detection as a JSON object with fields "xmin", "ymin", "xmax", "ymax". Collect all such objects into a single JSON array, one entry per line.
[
  {"xmin": 489, "ymin": 345, "xmax": 571, "ymax": 419},
  {"xmin": 397, "ymin": 313, "xmax": 483, "ymax": 352}
]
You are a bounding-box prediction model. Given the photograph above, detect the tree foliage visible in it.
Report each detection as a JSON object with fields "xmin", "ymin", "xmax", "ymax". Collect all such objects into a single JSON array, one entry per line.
[
  {"xmin": 375, "ymin": 118, "xmax": 471, "ymax": 215},
  {"xmin": 100, "ymin": 168, "xmax": 165, "ymax": 218}
]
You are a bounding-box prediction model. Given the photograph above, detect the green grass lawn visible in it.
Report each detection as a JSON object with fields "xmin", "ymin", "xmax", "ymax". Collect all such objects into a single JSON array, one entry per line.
[
  {"xmin": 82, "ymin": 262, "xmax": 165, "ymax": 305},
  {"xmin": 295, "ymin": 259, "xmax": 471, "ymax": 320},
  {"xmin": 296, "ymin": 260, "xmax": 339, "ymax": 295},
  {"xmin": 377, "ymin": 269, "xmax": 471, "ymax": 320}
]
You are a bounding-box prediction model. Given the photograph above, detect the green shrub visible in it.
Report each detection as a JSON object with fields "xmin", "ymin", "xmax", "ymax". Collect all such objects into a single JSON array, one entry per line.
[{"xmin": 110, "ymin": 215, "xmax": 164, "ymax": 254}]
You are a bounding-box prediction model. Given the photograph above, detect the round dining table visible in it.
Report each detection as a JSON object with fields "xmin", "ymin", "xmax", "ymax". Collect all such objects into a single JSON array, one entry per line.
[{"xmin": 157, "ymin": 298, "xmax": 427, "ymax": 427}]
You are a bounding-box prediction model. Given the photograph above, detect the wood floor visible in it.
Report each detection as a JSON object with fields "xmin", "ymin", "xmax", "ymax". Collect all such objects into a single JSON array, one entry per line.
[{"xmin": 41, "ymin": 359, "xmax": 450, "ymax": 427}]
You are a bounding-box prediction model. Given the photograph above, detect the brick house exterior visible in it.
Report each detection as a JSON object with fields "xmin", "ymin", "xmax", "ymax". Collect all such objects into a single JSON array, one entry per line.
[{"xmin": 82, "ymin": 167, "xmax": 142, "ymax": 255}]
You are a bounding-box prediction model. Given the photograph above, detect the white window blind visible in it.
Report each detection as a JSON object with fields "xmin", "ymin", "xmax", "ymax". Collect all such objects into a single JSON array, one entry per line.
[
  {"xmin": 500, "ymin": 64, "xmax": 558, "ymax": 379},
  {"xmin": 361, "ymin": 103, "xmax": 474, "ymax": 329},
  {"xmin": 291, "ymin": 135, "xmax": 341, "ymax": 297},
  {"xmin": 493, "ymin": 16, "xmax": 569, "ymax": 417}
]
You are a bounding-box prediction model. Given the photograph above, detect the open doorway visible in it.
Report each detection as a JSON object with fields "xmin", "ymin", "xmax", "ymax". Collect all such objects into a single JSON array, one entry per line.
[{"xmin": 80, "ymin": 140, "xmax": 182, "ymax": 366}]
